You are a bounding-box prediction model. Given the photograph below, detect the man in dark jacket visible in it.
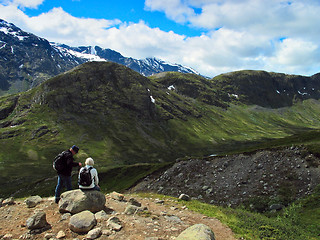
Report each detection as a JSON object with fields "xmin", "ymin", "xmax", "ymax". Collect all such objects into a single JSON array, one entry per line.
[{"xmin": 54, "ymin": 145, "xmax": 82, "ymax": 203}]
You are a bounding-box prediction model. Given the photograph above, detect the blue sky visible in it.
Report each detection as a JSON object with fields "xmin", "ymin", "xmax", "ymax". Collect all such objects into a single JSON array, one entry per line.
[
  {"xmin": 0, "ymin": 0, "xmax": 320, "ymax": 77},
  {"xmin": 22, "ymin": 0, "xmax": 203, "ymax": 36}
]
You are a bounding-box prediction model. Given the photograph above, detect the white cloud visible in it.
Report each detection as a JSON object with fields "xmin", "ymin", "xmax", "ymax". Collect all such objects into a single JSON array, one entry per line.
[
  {"xmin": 2, "ymin": 0, "xmax": 44, "ymax": 8},
  {"xmin": 0, "ymin": 0, "xmax": 319, "ymax": 77},
  {"xmin": 145, "ymin": 0, "xmax": 195, "ymax": 23},
  {"xmin": 268, "ymin": 38, "xmax": 320, "ymax": 75}
]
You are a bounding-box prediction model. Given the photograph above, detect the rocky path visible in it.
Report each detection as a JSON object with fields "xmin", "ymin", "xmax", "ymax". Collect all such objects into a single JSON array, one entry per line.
[{"xmin": 0, "ymin": 193, "xmax": 236, "ymax": 240}]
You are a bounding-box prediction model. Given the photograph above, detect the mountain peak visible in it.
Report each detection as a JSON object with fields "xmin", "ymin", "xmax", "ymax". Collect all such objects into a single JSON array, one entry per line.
[{"xmin": 0, "ymin": 19, "xmax": 200, "ymax": 96}]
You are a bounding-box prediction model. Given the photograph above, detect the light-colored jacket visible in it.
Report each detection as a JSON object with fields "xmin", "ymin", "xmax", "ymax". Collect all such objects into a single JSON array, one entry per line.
[{"xmin": 78, "ymin": 165, "xmax": 99, "ymax": 189}]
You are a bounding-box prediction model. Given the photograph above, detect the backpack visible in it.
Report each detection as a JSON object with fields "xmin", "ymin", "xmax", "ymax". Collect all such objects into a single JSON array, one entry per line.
[
  {"xmin": 78, "ymin": 167, "xmax": 93, "ymax": 186},
  {"xmin": 53, "ymin": 151, "xmax": 67, "ymax": 172}
]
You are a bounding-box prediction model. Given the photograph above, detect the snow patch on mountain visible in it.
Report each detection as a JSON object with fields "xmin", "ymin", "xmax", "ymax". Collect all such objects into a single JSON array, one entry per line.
[{"xmin": 52, "ymin": 44, "xmax": 106, "ymax": 62}]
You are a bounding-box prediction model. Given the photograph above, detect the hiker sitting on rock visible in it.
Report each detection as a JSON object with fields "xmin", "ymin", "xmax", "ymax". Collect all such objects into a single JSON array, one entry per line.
[{"xmin": 78, "ymin": 157, "xmax": 100, "ymax": 191}]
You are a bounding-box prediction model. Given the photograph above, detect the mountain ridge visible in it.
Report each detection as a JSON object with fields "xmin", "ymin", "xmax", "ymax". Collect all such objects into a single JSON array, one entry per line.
[{"xmin": 0, "ymin": 19, "xmax": 198, "ymax": 96}]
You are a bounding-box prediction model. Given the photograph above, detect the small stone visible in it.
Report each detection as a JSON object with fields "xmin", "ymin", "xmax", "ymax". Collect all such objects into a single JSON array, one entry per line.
[
  {"xmin": 44, "ymin": 233, "xmax": 55, "ymax": 239},
  {"xmin": 26, "ymin": 210, "xmax": 49, "ymax": 230},
  {"xmin": 155, "ymin": 199, "xmax": 164, "ymax": 204},
  {"xmin": 86, "ymin": 227, "xmax": 102, "ymax": 239},
  {"xmin": 102, "ymin": 229, "xmax": 112, "ymax": 236},
  {"xmin": 95, "ymin": 210, "xmax": 108, "ymax": 220},
  {"xmin": 2, "ymin": 197, "xmax": 15, "ymax": 206},
  {"xmin": 107, "ymin": 216, "xmax": 122, "ymax": 231},
  {"xmin": 60, "ymin": 213, "xmax": 71, "ymax": 221},
  {"xmin": 178, "ymin": 194, "xmax": 190, "ymax": 201},
  {"xmin": 19, "ymin": 233, "xmax": 32, "ymax": 239},
  {"xmin": 56, "ymin": 230, "xmax": 66, "ymax": 239},
  {"xmin": 129, "ymin": 198, "xmax": 141, "ymax": 207},
  {"xmin": 2, "ymin": 234, "xmax": 13, "ymax": 240},
  {"xmin": 24, "ymin": 196, "xmax": 42, "ymax": 208},
  {"xmin": 110, "ymin": 191, "xmax": 125, "ymax": 201},
  {"xmin": 124, "ymin": 205, "xmax": 144, "ymax": 215}
]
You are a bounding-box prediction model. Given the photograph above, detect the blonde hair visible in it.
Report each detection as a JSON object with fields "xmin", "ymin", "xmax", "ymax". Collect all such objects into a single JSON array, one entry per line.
[{"xmin": 85, "ymin": 157, "xmax": 94, "ymax": 166}]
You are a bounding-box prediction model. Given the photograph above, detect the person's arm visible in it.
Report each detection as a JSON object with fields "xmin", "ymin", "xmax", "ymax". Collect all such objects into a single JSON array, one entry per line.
[
  {"xmin": 67, "ymin": 156, "xmax": 81, "ymax": 168},
  {"xmin": 93, "ymin": 169, "xmax": 99, "ymax": 186}
]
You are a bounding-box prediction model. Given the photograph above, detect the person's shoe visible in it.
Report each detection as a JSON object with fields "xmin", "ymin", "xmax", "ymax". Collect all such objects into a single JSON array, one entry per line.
[{"xmin": 55, "ymin": 198, "xmax": 60, "ymax": 204}]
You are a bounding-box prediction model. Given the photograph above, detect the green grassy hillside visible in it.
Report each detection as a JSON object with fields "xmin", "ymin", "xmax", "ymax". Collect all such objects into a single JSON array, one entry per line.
[{"xmin": 1, "ymin": 62, "xmax": 320, "ymax": 197}]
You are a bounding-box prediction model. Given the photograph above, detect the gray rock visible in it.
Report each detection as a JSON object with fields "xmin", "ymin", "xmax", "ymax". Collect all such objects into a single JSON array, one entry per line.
[
  {"xmin": 59, "ymin": 189, "xmax": 106, "ymax": 214},
  {"xmin": 69, "ymin": 210, "xmax": 97, "ymax": 234},
  {"xmin": 56, "ymin": 230, "xmax": 65, "ymax": 239},
  {"xmin": 19, "ymin": 232, "xmax": 32, "ymax": 239},
  {"xmin": 129, "ymin": 197, "xmax": 141, "ymax": 207},
  {"xmin": 107, "ymin": 216, "xmax": 122, "ymax": 231},
  {"xmin": 110, "ymin": 191, "xmax": 125, "ymax": 201},
  {"xmin": 86, "ymin": 227, "xmax": 102, "ymax": 239},
  {"xmin": 269, "ymin": 204, "xmax": 284, "ymax": 211},
  {"xmin": 2, "ymin": 234, "xmax": 13, "ymax": 240},
  {"xmin": 95, "ymin": 210, "xmax": 108, "ymax": 220},
  {"xmin": 165, "ymin": 215, "xmax": 183, "ymax": 223},
  {"xmin": 175, "ymin": 224, "xmax": 215, "ymax": 240},
  {"xmin": 179, "ymin": 194, "xmax": 190, "ymax": 201},
  {"xmin": 60, "ymin": 213, "xmax": 72, "ymax": 221},
  {"xmin": 124, "ymin": 205, "xmax": 145, "ymax": 215},
  {"xmin": 44, "ymin": 233, "xmax": 55, "ymax": 239},
  {"xmin": 26, "ymin": 210, "xmax": 49, "ymax": 230},
  {"xmin": 24, "ymin": 196, "xmax": 42, "ymax": 208},
  {"xmin": 2, "ymin": 197, "xmax": 15, "ymax": 206}
]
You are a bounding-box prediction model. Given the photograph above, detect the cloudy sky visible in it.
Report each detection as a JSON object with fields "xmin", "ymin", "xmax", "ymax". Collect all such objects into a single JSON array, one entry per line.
[{"xmin": 0, "ymin": 0, "xmax": 319, "ymax": 77}]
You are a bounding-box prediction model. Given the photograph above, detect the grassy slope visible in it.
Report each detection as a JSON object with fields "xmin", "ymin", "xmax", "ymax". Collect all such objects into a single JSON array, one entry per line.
[{"xmin": 1, "ymin": 65, "xmax": 320, "ymax": 198}]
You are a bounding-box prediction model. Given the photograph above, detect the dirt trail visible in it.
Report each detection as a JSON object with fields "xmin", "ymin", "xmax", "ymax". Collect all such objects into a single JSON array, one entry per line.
[{"xmin": 0, "ymin": 193, "xmax": 236, "ymax": 240}]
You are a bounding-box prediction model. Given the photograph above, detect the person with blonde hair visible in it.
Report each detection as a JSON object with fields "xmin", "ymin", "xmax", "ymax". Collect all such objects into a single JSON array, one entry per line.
[{"xmin": 78, "ymin": 157, "xmax": 100, "ymax": 191}]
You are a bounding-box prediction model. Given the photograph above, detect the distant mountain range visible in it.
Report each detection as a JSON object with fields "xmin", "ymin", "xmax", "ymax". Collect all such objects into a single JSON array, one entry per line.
[{"xmin": 0, "ymin": 19, "xmax": 198, "ymax": 95}]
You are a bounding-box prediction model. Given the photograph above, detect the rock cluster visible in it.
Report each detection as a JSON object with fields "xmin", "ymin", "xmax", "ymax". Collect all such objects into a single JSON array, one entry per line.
[
  {"xmin": 133, "ymin": 146, "xmax": 320, "ymax": 210},
  {"xmin": 0, "ymin": 190, "xmax": 225, "ymax": 240}
]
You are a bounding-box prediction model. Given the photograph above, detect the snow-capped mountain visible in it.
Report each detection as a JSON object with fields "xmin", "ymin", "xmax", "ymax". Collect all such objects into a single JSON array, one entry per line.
[
  {"xmin": 0, "ymin": 19, "xmax": 199, "ymax": 95},
  {"xmin": 51, "ymin": 44, "xmax": 199, "ymax": 76}
]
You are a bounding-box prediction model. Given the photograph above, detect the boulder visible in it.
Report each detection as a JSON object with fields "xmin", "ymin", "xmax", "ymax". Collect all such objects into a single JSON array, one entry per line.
[
  {"xmin": 26, "ymin": 211, "xmax": 50, "ymax": 230},
  {"xmin": 175, "ymin": 224, "xmax": 215, "ymax": 240},
  {"xmin": 59, "ymin": 189, "xmax": 106, "ymax": 214},
  {"xmin": 24, "ymin": 196, "xmax": 42, "ymax": 208},
  {"xmin": 69, "ymin": 210, "xmax": 97, "ymax": 234}
]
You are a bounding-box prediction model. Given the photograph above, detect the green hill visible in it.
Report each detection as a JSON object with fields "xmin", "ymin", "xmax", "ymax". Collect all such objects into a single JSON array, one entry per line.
[{"xmin": 1, "ymin": 62, "xmax": 320, "ymax": 197}]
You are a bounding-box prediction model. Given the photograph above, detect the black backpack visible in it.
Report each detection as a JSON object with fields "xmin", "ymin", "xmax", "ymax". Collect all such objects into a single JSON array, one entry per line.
[
  {"xmin": 53, "ymin": 151, "xmax": 67, "ymax": 172},
  {"xmin": 79, "ymin": 167, "xmax": 93, "ymax": 186}
]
